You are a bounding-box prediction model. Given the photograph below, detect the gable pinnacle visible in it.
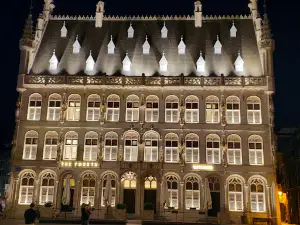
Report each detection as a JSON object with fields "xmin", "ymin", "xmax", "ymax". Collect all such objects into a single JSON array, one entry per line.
[{"xmin": 23, "ymin": 14, "xmax": 34, "ymax": 40}]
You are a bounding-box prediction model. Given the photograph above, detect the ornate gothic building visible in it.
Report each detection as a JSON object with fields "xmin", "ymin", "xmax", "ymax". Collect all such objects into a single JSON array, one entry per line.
[{"xmin": 7, "ymin": 0, "xmax": 280, "ymax": 224}]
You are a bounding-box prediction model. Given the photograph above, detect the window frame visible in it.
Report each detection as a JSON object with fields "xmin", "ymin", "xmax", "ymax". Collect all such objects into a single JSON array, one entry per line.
[
  {"xmin": 185, "ymin": 134, "xmax": 199, "ymax": 163},
  {"xmin": 106, "ymin": 95, "xmax": 120, "ymax": 122},
  {"xmin": 226, "ymin": 96, "xmax": 240, "ymax": 124},
  {"xmin": 145, "ymin": 95, "xmax": 159, "ymax": 123},
  {"xmin": 23, "ymin": 131, "xmax": 38, "ymax": 160},
  {"xmin": 18, "ymin": 172, "xmax": 35, "ymax": 205},
  {"xmin": 165, "ymin": 133, "xmax": 179, "ymax": 163},
  {"xmin": 247, "ymin": 96, "xmax": 262, "ymax": 124},
  {"xmin": 165, "ymin": 95, "xmax": 179, "ymax": 123},
  {"xmin": 86, "ymin": 94, "xmax": 101, "ymax": 121},
  {"xmin": 166, "ymin": 176, "xmax": 179, "ymax": 209},
  {"xmin": 104, "ymin": 132, "xmax": 118, "ymax": 161},
  {"xmin": 124, "ymin": 131, "xmax": 139, "ymax": 162},
  {"xmin": 101, "ymin": 174, "xmax": 116, "ymax": 207},
  {"xmin": 185, "ymin": 176, "xmax": 200, "ymax": 210},
  {"xmin": 47, "ymin": 93, "xmax": 61, "ymax": 121},
  {"xmin": 81, "ymin": 174, "xmax": 96, "ymax": 206},
  {"xmin": 228, "ymin": 177, "xmax": 244, "ymax": 212},
  {"xmin": 227, "ymin": 135, "xmax": 242, "ymax": 165},
  {"xmin": 63, "ymin": 131, "xmax": 78, "ymax": 160},
  {"xmin": 43, "ymin": 131, "xmax": 58, "ymax": 160},
  {"xmin": 27, "ymin": 93, "xmax": 42, "ymax": 121},
  {"xmin": 144, "ymin": 132, "xmax": 159, "ymax": 162},
  {"xmin": 206, "ymin": 134, "xmax": 221, "ymax": 164},
  {"xmin": 249, "ymin": 135, "xmax": 264, "ymax": 165},
  {"xmin": 67, "ymin": 94, "xmax": 81, "ymax": 121},
  {"xmin": 250, "ymin": 178, "xmax": 266, "ymax": 212},
  {"xmin": 205, "ymin": 96, "xmax": 220, "ymax": 124},
  {"xmin": 83, "ymin": 132, "xmax": 98, "ymax": 162},
  {"xmin": 126, "ymin": 95, "xmax": 140, "ymax": 122},
  {"xmin": 39, "ymin": 172, "xmax": 55, "ymax": 205},
  {"xmin": 185, "ymin": 95, "xmax": 199, "ymax": 123}
]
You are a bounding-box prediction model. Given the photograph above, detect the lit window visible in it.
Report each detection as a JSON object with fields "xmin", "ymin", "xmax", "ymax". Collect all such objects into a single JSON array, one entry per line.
[
  {"xmin": 81, "ymin": 174, "xmax": 96, "ymax": 206},
  {"xmin": 27, "ymin": 93, "xmax": 42, "ymax": 121},
  {"xmin": 250, "ymin": 178, "xmax": 266, "ymax": 212},
  {"xmin": 47, "ymin": 94, "xmax": 61, "ymax": 121},
  {"xmin": 206, "ymin": 134, "xmax": 220, "ymax": 164},
  {"xmin": 227, "ymin": 135, "xmax": 242, "ymax": 165},
  {"xmin": 166, "ymin": 176, "xmax": 178, "ymax": 209},
  {"xmin": 126, "ymin": 95, "xmax": 139, "ymax": 122},
  {"xmin": 23, "ymin": 131, "xmax": 38, "ymax": 160},
  {"xmin": 145, "ymin": 95, "xmax": 159, "ymax": 122},
  {"xmin": 185, "ymin": 134, "xmax": 199, "ymax": 163},
  {"xmin": 124, "ymin": 131, "xmax": 139, "ymax": 162},
  {"xmin": 228, "ymin": 177, "xmax": 243, "ymax": 211},
  {"xmin": 19, "ymin": 172, "xmax": 35, "ymax": 204},
  {"xmin": 122, "ymin": 172, "xmax": 137, "ymax": 189},
  {"xmin": 247, "ymin": 96, "xmax": 262, "ymax": 124},
  {"xmin": 206, "ymin": 96, "xmax": 219, "ymax": 123},
  {"xmin": 185, "ymin": 176, "xmax": 200, "ymax": 209},
  {"xmin": 106, "ymin": 94, "xmax": 120, "ymax": 122},
  {"xmin": 43, "ymin": 131, "xmax": 58, "ymax": 160},
  {"xmin": 144, "ymin": 132, "xmax": 159, "ymax": 162},
  {"xmin": 63, "ymin": 131, "xmax": 78, "ymax": 160},
  {"xmin": 101, "ymin": 174, "xmax": 116, "ymax": 207},
  {"xmin": 249, "ymin": 135, "xmax": 264, "ymax": 165},
  {"xmin": 84, "ymin": 132, "xmax": 98, "ymax": 161},
  {"xmin": 185, "ymin": 95, "xmax": 199, "ymax": 123},
  {"xmin": 86, "ymin": 94, "xmax": 101, "ymax": 121},
  {"xmin": 39, "ymin": 172, "xmax": 55, "ymax": 205},
  {"xmin": 67, "ymin": 94, "xmax": 81, "ymax": 121},
  {"xmin": 104, "ymin": 132, "xmax": 118, "ymax": 161},
  {"xmin": 165, "ymin": 95, "xmax": 179, "ymax": 123},
  {"xmin": 226, "ymin": 96, "xmax": 240, "ymax": 124},
  {"xmin": 145, "ymin": 176, "xmax": 157, "ymax": 189},
  {"xmin": 165, "ymin": 133, "xmax": 179, "ymax": 163}
]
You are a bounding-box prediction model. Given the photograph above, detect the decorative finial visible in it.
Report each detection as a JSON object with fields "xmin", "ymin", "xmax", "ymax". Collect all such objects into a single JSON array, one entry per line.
[
  {"xmin": 232, "ymin": 21, "xmax": 235, "ymax": 25},
  {"xmin": 110, "ymin": 35, "xmax": 113, "ymax": 40},
  {"xmin": 146, "ymin": 35, "xmax": 148, "ymax": 40},
  {"xmin": 164, "ymin": 21, "xmax": 166, "ymax": 26},
  {"xmin": 217, "ymin": 35, "xmax": 219, "ymax": 40},
  {"xmin": 126, "ymin": 51, "xmax": 128, "ymax": 56},
  {"xmin": 89, "ymin": 50, "xmax": 92, "ymax": 55},
  {"xmin": 76, "ymin": 35, "xmax": 78, "ymax": 40},
  {"xmin": 162, "ymin": 51, "xmax": 165, "ymax": 56},
  {"xmin": 238, "ymin": 50, "xmax": 241, "ymax": 55},
  {"xmin": 181, "ymin": 35, "xmax": 183, "ymax": 40},
  {"xmin": 200, "ymin": 50, "xmax": 202, "ymax": 56}
]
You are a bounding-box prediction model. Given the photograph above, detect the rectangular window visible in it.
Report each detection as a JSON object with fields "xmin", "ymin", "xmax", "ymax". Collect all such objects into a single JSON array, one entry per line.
[
  {"xmin": 249, "ymin": 142, "xmax": 263, "ymax": 165},
  {"xmin": 67, "ymin": 100, "xmax": 81, "ymax": 121},
  {"xmin": 81, "ymin": 187, "xmax": 95, "ymax": 206},
  {"xmin": 106, "ymin": 101, "xmax": 120, "ymax": 122},
  {"xmin": 126, "ymin": 101, "xmax": 139, "ymax": 122},
  {"xmin": 206, "ymin": 140, "xmax": 220, "ymax": 164},
  {"xmin": 19, "ymin": 186, "xmax": 34, "ymax": 204},
  {"xmin": 145, "ymin": 102, "xmax": 159, "ymax": 122},
  {"xmin": 227, "ymin": 141, "xmax": 242, "ymax": 165},
  {"xmin": 23, "ymin": 137, "xmax": 38, "ymax": 160},
  {"xmin": 185, "ymin": 140, "xmax": 199, "ymax": 163},
  {"xmin": 206, "ymin": 103, "xmax": 219, "ymax": 123},
  {"xmin": 84, "ymin": 138, "xmax": 98, "ymax": 161},
  {"xmin": 226, "ymin": 103, "xmax": 240, "ymax": 124},
  {"xmin": 124, "ymin": 140, "xmax": 138, "ymax": 161},
  {"xmin": 185, "ymin": 103, "xmax": 199, "ymax": 123},
  {"xmin": 247, "ymin": 104, "xmax": 261, "ymax": 124},
  {"xmin": 40, "ymin": 186, "xmax": 54, "ymax": 204},
  {"xmin": 64, "ymin": 139, "xmax": 78, "ymax": 160},
  {"xmin": 165, "ymin": 103, "xmax": 179, "ymax": 123},
  {"xmin": 104, "ymin": 139, "xmax": 118, "ymax": 161},
  {"xmin": 185, "ymin": 190, "xmax": 200, "ymax": 209},
  {"xmin": 229, "ymin": 192, "xmax": 243, "ymax": 211},
  {"xmin": 43, "ymin": 137, "xmax": 58, "ymax": 160},
  {"xmin": 87, "ymin": 101, "xmax": 101, "ymax": 121},
  {"xmin": 27, "ymin": 99, "xmax": 42, "ymax": 121},
  {"xmin": 251, "ymin": 193, "xmax": 265, "ymax": 212},
  {"xmin": 47, "ymin": 100, "xmax": 61, "ymax": 121},
  {"xmin": 144, "ymin": 140, "xmax": 158, "ymax": 162},
  {"xmin": 165, "ymin": 141, "xmax": 179, "ymax": 163}
]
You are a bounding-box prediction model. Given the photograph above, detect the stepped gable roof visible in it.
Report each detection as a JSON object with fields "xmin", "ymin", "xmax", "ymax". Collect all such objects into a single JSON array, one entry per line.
[{"xmin": 31, "ymin": 18, "xmax": 262, "ymax": 77}]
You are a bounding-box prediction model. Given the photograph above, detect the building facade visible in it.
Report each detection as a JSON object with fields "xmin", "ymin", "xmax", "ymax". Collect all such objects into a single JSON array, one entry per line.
[{"xmin": 7, "ymin": 0, "xmax": 280, "ymax": 224}]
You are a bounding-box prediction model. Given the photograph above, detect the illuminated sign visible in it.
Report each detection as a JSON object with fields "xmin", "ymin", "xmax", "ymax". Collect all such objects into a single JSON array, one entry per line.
[
  {"xmin": 60, "ymin": 161, "xmax": 99, "ymax": 168},
  {"xmin": 192, "ymin": 164, "xmax": 214, "ymax": 171}
]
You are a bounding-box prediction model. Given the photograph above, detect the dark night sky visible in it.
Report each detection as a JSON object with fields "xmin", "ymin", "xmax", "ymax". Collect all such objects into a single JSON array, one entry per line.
[{"xmin": 1, "ymin": 0, "xmax": 299, "ymax": 146}]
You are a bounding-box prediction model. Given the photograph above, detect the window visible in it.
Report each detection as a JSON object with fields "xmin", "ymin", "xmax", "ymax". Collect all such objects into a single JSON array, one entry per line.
[
  {"xmin": 145, "ymin": 176, "xmax": 157, "ymax": 189},
  {"xmin": 228, "ymin": 177, "xmax": 243, "ymax": 211},
  {"xmin": 144, "ymin": 132, "xmax": 159, "ymax": 162},
  {"xmin": 86, "ymin": 94, "xmax": 101, "ymax": 121},
  {"xmin": 247, "ymin": 96, "xmax": 262, "ymax": 124},
  {"xmin": 47, "ymin": 94, "xmax": 61, "ymax": 121},
  {"xmin": 185, "ymin": 96, "xmax": 199, "ymax": 123},
  {"xmin": 126, "ymin": 95, "xmax": 139, "ymax": 122},
  {"xmin": 124, "ymin": 132, "xmax": 139, "ymax": 161},
  {"xmin": 43, "ymin": 131, "xmax": 58, "ymax": 160},
  {"xmin": 23, "ymin": 131, "xmax": 38, "ymax": 160},
  {"xmin": 166, "ymin": 176, "xmax": 178, "ymax": 209},
  {"xmin": 104, "ymin": 132, "xmax": 118, "ymax": 161},
  {"xmin": 84, "ymin": 132, "xmax": 98, "ymax": 161},
  {"xmin": 206, "ymin": 134, "xmax": 220, "ymax": 164},
  {"xmin": 226, "ymin": 96, "xmax": 240, "ymax": 124},
  {"xmin": 185, "ymin": 134, "xmax": 199, "ymax": 163},
  {"xmin": 39, "ymin": 172, "xmax": 55, "ymax": 205},
  {"xmin": 106, "ymin": 95, "xmax": 120, "ymax": 122},
  {"xmin": 249, "ymin": 135, "xmax": 264, "ymax": 165},
  {"xmin": 227, "ymin": 135, "xmax": 242, "ymax": 165},
  {"xmin": 206, "ymin": 96, "xmax": 219, "ymax": 123},
  {"xmin": 63, "ymin": 132, "xmax": 78, "ymax": 160},
  {"xmin": 250, "ymin": 178, "xmax": 266, "ymax": 212},
  {"xmin": 165, "ymin": 133, "xmax": 179, "ymax": 163},
  {"xmin": 19, "ymin": 172, "xmax": 34, "ymax": 204},
  {"xmin": 27, "ymin": 93, "xmax": 42, "ymax": 121},
  {"xmin": 101, "ymin": 174, "xmax": 116, "ymax": 207},
  {"xmin": 165, "ymin": 95, "xmax": 179, "ymax": 123},
  {"xmin": 145, "ymin": 95, "xmax": 159, "ymax": 122},
  {"xmin": 67, "ymin": 94, "xmax": 81, "ymax": 121},
  {"xmin": 122, "ymin": 172, "xmax": 137, "ymax": 189},
  {"xmin": 81, "ymin": 174, "xmax": 96, "ymax": 206},
  {"xmin": 185, "ymin": 176, "xmax": 200, "ymax": 209}
]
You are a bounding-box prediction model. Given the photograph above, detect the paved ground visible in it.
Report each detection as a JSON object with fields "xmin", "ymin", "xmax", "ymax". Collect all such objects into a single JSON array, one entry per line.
[{"xmin": 0, "ymin": 220, "xmax": 142, "ymax": 225}]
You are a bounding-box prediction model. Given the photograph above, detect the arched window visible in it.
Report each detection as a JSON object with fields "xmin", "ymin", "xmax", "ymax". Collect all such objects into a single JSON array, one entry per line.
[
  {"xmin": 185, "ymin": 176, "xmax": 200, "ymax": 209},
  {"xmin": 124, "ymin": 131, "xmax": 139, "ymax": 161},
  {"xmin": 250, "ymin": 178, "xmax": 266, "ymax": 212},
  {"xmin": 165, "ymin": 95, "xmax": 179, "ymax": 123},
  {"xmin": 67, "ymin": 94, "xmax": 81, "ymax": 121},
  {"xmin": 144, "ymin": 132, "xmax": 159, "ymax": 162},
  {"xmin": 145, "ymin": 95, "xmax": 159, "ymax": 122},
  {"xmin": 43, "ymin": 131, "xmax": 58, "ymax": 160},
  {"xmin": 126, "ymin": 95, "xmax": 139, "ymax": 122},
  {"xmin": 81, "ymin": 173, "xmax": 96, "ymax": 206},
  {"xmin": 106, "ymin": 94, "xmax": 120, "ymax": 122},
  {"xmin": 122, "ymin": 172, "xmax": 137, "ymax": 189},
  {"xmin": 247, "ymin": 96, "xmax": 262, "ymax": 124},
  {"xmin": 101, "ymin": 174, "xmax": 116, "ymax": 207},
  {"xmin": 86, "ymin": 94, "xmax": 101, "ymax": 121},
  {"xmin": 84, "ymin": 132, "xmax": 98, "ymax": 161},
  {"xmin": 249, "ymin": 135, "xmax": 264, "ymax": 165},
  {"xmin": 226, "ymin": 96, "xmax": 240, "ymax": 124},
  {"xmin": 228, "ymin": 177, "xmax": 243, "ymax": 211},
  {"xmin": 227, "ymin": 135, "xmax": 242, "ymax": 165},
  {"xmin": 104, "ymin": 132, "xmax": 118, "ymax": 161},
  {"xmin": 27, "ymin": 93, "xmax": 42, "ymax": 121},
  {"xmin": 185, "ymin": 95, "xmax": 199, "ymax": 123},
  {"xmin": 185, "ymin": 134, "xmax": 199, "ymax": 163},
  {"xmin": 165, "ymin": 133, "xmax": 179, "ymax": 163},
  {"xmin": 23, "ymin": 131, "xmax": 38, "ymax": 160},
  {"xmin": 47, "ymin": 93, "xmax": 61, "ymax": 121},
  {"xmin": 39, "ymin": 172, "xmax": 55, "ymax": 205},
  {"xmin": 63, "ymin": 131, "xmax": 78, "ymax": 160},
  {"xmin": 145, "ymin": 176, "xmax": 157, "ymax": 189},
  {"xmin": 19, "ymin": 172, "xmax": 35, "ymax": 204},
  {"xmin": 166, "ymin": 175, "xmax": 179, "ymax": 209},
  {"xmin": 206, "ymin": 134, "xmax": 220, "ymax": 164},
  {"xmin": 205, "ymin": 96, "xmax": 219, "ymax": 123}
]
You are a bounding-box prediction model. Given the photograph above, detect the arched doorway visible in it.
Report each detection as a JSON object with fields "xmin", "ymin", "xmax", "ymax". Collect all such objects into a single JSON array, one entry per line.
[
  {"xmin": 121, "ymin": 172, "xmax": 137, "ymax": 214},
  {"xmin": 207, "ymin": 176, "xmax": 220, "ymax": 217},
  {"xmin": 144, "ymin": 176, "xmax": 157, "ymax": 213},
  {"xmin": 61, "ymin": 174, "xmax": 76, "ymax": 212}
]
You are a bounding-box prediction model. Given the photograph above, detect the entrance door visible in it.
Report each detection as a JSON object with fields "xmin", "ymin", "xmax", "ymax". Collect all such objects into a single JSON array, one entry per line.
[
  {"xmin": 124, "ymin": 189, "xmax": 136, "ymax": 213},
  {"xmin": 208, "ymin": 192, "xmax": 220, "ymax": 217},
  {"xmin": 144, "ymin": 190, "xmax": 157, "ymax": 213}
]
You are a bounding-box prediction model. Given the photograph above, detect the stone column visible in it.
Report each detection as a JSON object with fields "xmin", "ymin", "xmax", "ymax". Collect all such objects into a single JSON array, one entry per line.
[
  {"xmin": 244, "ymin": 185, "xmax": 249, "ymax": 212},
  {"xmin": 180, "ymin": 182, "xmax": 184, "ymax": 210},
  {"xmin": 136, "ymin": 176, "xmax": 141, "ymax": 215},
  {"xmin": 13, "ymin": 178, "xmax": 20, "ymax": 208},
  {"xmin": 53, "ymin": 180, "xmax": 59, "ymax": 208},
  {"xmin": 34, "ymin": 178, "xmax": 40, "ymax": 204},
  {"xmin": 199, "ymin": 96, "xmax": 205, "ymax": 124},
  {"xmin": 41, "ymin": 93, "xmax": 48, "ymax": 122},
  {"xmin": 74, "ymin": 180, "xmax": 81, "ymax": 215},
  {"xmin": 119, "ymin": 94, "xmax": 126, "ymax": 122},
  {"xmin": 96, "ymin": 180, "xmax": 101, "ymax": 217},
  {"xmin": 80, "ymin": 93, "xmax": 87, "ymax": 122},
  {"xmin": 240, "ymin": 96, "xmax": 248, "ymax": 125}
]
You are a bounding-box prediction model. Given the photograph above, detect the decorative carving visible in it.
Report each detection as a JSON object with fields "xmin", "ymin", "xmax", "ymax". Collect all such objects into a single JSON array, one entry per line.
[
  {"xmin": 221, "ymin": 130, "xmax": 228, "ymax": 167},
  {"xmin": 100, "ymin": 94, "xmax": 106, "ymax": 124},
  {"xmin": 118, "ymin": 145, "xmax": 123, "ymax": 161},
  {"xmin": 221, "ymin": 94, "xmax": 227, "ymax": 127},
  {"xmin": 159, "ymin": 146, "xmax": 164, "ymax": 162},
  {"xmin": 60, "ymin": 93, "xmax": 67, "ymax": 123},
  {"xmin": 179, "ymin": 95, "xmax": 185, "ymax": 125},
  {"xmin": 57, "ymin": 131, "xmax": 64, "ymax": 163},
  {"xmin": 179, "ymin": 133, "xmax": 185, "ymax": 166}
]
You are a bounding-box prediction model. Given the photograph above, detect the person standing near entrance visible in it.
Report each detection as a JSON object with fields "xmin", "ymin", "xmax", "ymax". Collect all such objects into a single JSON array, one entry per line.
[
  {"xmin": 24, "ymin": 203, "xmax": 37, "ymax": 225},
  {"xmin": 81, "ymin": 203, "xmax": 91, "ymax": 225}
]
